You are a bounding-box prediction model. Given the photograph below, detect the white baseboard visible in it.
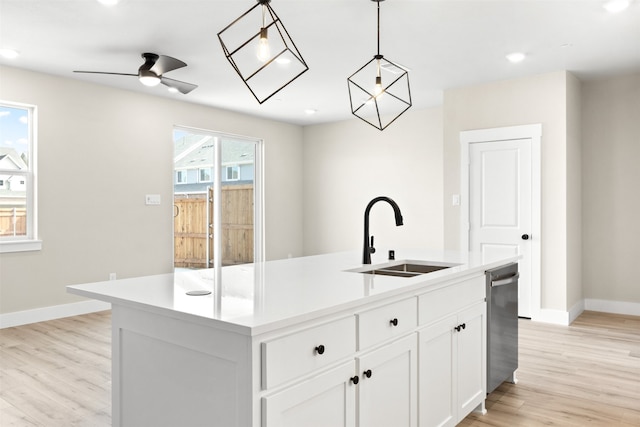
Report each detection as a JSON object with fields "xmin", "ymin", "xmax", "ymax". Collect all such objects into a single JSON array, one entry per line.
[
  {"xmin": 568, "ymin": 299, "xmax": 585, "ymax": 324},
  {"xmin": 584, "ymin": 298, "xmax": 640, "ymax": 316},
  {"xmin": 0, "ymin": 300, "xmax": 111, "ymax": 329},
  {"xmin": 530, "ymin": 298, "xmax": 639, "ymax": 326},
  {"xmin": 532, "ymin": 308, "xmax": 571, "ymax": 326}
]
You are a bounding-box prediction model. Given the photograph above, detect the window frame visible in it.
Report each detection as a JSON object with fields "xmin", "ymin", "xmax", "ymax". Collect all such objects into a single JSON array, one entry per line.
[
  {"xmin": 0, "ymin": 100, "xmax": 41, "ymax": 253},
  {"xmin": 225, "ymin": 165, "xmax": 240, "ymax": 181},
  {"xmin": 198, "ymin": 167, "xmax": 212, "ymax": 183},
  {"xmin": 176, "ymin": 169, "xmax": 188, "ymax": 184}
]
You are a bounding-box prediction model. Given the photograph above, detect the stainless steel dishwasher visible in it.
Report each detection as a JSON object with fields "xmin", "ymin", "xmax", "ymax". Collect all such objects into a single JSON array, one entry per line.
[{"xmin": 486, "ymin": 262, "xmax": 519, "ymax": 394}]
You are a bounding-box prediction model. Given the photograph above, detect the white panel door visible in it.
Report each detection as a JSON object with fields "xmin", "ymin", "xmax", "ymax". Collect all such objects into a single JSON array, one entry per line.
[{"xmin": 469, "ymin": 139, "xmax": 532, "ymax": 317}]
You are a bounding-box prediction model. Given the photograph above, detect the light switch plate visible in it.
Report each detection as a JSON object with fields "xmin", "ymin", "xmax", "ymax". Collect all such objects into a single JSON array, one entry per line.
[{"xmin": 145, "ymin": 194, "xmax": 161, "ymax": 205}]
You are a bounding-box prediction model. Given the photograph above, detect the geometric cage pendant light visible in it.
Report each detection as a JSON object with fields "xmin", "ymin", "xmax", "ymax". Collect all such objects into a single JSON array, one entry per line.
[
  {"xmin": 347, "ymin": 0, "xmax": 412, "ymax": 130},
  {"xmin": 218, "ymin": 0, "xmax": 309, "ymax": 104}
]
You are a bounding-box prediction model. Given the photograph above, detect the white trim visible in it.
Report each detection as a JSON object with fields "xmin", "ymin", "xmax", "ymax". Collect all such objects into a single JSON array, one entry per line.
[
  {"xmin": 532, "ymin": 309, "xmax": 570, "ymax": 326},
  {"xmin": 0, "ymin": 239, "xmax": 42, "ymax": 253},
  {"xmin": 460, "ymin": 124, "xmax": 542, "ymax": 319},
  {"xmin": 584, "ymin": 298, "xmax": 640, "ymax": 316},
  {"xmin": 0, "ymin": 300, "xmax": 110, "ymax": 329},
  {"xmin": 528, "ymin": 299, "xmax": 640, "ymax": 327},
  {"xmin": 568, "ymin": 299, "xmax": 585, "ymax": 324}
]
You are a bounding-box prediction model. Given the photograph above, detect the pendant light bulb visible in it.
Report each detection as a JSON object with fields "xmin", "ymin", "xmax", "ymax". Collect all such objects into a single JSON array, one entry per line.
[
  {"xmin": 374, "ymin": 76, "xmax": 383, "ymax": 98},
  {"xmin": 257, "ymin": 4, "xmax": 270, "ymax": 62},
  {"xmin": 373, "ymin": 58, "xmax": 384, "ymax": 98},
  {"xmin": 257, "ymin": 27, "xmax": 270, "ymax": 62}
]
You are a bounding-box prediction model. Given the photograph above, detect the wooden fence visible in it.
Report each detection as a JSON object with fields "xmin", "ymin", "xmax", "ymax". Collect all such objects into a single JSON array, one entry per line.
[
  {"xmin": 0, "ymin": 208, "xmax": 27, "ymax": 237},
  {"xmin": 174, "ymin": 185, "xmax": 253, "ymax": 269}
]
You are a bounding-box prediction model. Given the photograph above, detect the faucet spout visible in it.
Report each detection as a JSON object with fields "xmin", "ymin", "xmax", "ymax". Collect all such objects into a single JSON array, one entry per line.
[{"xmin": 363, "ymin": 196, "xmax": 404, "ymax": 264}]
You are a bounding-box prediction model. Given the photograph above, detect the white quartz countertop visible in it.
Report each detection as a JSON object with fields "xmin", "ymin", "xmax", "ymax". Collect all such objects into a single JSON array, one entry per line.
[{"xmin": 67, "ymin": 249, "xmax": 518, "ymax": 335}]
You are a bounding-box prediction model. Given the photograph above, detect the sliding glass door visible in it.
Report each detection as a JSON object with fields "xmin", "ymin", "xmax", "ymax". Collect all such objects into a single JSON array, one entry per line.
[{"xmin": 173, "ymin": 127, "xmax": 263, "ymax": 270}]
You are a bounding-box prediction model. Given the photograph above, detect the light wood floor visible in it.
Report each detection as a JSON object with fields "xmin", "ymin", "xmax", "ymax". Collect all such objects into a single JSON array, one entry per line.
[{"xmin": 1, "ymin": 310, "xmax": 639, "ymax": 426}]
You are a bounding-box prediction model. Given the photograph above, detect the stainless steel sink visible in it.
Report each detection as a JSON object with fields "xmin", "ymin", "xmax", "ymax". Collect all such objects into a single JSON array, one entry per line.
[{"xmin": 348, "ymin": 260, "xmax": 458, "ymax": 278}]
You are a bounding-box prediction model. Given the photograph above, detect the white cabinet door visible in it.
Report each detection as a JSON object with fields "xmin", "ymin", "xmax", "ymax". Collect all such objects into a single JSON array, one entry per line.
[
  {"xmin": 418, "ymin": 315, "xmax": 457, "ymax": 427},
  {"xmin": 419, "ymin": 302, "xmax": 486, "ymax": 427},
  {"xmin": 358, "ymin": 334, "xmax": 418, "ymax": 427},
  {"xmin": 262, "ymin": 361, "xmax": 356, "ymax": 427},
  {"xmin": 456, "ymin": 303, "xmax": 486, "ymax": 418}
]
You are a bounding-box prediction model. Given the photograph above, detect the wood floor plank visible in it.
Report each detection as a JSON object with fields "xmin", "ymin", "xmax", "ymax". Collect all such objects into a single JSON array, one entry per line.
[
  {"xmin": 461, "ymin": 311, "xmax": 640, "ymax": 426},
  {"xmin": 1, "ymin": 310, "xmax": 638, "ymax": 426}
]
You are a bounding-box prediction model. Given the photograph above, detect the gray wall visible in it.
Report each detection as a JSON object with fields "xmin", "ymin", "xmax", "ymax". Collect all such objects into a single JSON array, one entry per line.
[
  {"xmin": 302, "ymin": 107, "xmax": 444, "ymax": 256},
  {"xmin": 582, "ymin": 73, "xmax": 640, "ymax": 305},
  {"xmin": 2, "ymin": 65, "xmax": 639, "ymax": 320},
  {"xmin": 443, "ymin": 71, "xmax": 576, "ymax": 315},
  {"xmin": 0, "ymin": 66, "xmax": 304, "ymax": 315}
]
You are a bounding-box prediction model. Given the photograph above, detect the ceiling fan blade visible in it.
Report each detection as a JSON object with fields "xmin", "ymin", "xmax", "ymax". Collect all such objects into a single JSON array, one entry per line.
[
  {"xmin": 161, "ymin": 77, "xmax": 198, "ymax": 94},
  {"xmin": 151, "ymin": 54, "xmax": 187, "ymax": 75},
  {"xmin": 73, "ymin": 71, "xmax": 138, "ymax": 77}
]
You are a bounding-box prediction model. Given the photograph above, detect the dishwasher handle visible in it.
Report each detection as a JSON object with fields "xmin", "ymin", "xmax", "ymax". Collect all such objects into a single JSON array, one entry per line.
[{"xmin": 491, "ymin": 272, "xmax": 519, "ymax": 287}]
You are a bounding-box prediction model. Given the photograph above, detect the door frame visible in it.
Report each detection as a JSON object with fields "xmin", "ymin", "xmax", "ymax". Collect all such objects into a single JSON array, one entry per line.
[
  {"xmin": 173, "ymin": 126, "xmax": 265, "ymax": 267},
  {"xmin": 459, "ymin": 124, "xmax": 541, "ymax": 320}
]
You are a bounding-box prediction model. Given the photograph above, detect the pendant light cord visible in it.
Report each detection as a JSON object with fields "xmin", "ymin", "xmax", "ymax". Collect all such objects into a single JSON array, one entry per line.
[{"xmin": 376, "ymin": 0, "xmax": 381, "ymax": 56}]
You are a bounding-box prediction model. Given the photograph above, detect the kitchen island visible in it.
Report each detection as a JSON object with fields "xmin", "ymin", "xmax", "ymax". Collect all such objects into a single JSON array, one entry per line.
[{"xmin": 68, "ymin": 249, "xmax": 518, "ymax": 427}]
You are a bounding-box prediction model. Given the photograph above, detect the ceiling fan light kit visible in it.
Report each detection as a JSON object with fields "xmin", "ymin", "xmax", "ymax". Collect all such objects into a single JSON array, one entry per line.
[
  {"xmin": 138, "ymin": 69, "xmax": 161, "ymax": 87},
  {"xmin": 217, "ymin": 0, "xmax": 309, "ymax": 104},
  {"xmin": 347, "ymin": 0, "xmax": 412, "ymax": 131},
  {"xmin": 73, "ymin": 53, "xmax": 198, "ymax": 94}
]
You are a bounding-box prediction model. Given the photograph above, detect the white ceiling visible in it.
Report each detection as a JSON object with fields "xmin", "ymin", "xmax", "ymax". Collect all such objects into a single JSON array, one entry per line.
[{"xmin": 1, "ymin": 0, "xmax": 639, "ymax": 126}]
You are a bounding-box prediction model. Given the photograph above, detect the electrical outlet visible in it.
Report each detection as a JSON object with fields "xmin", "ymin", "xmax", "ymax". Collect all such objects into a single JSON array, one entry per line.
[{"xmin": 109, "ymin": 273, "xmax": 117, "ymax": 281}]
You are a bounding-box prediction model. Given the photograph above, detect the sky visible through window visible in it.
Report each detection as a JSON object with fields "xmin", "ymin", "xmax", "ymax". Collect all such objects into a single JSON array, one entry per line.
[{"xmin": 0, "ymin": 105, "xmax": 29, "ymax": 157}]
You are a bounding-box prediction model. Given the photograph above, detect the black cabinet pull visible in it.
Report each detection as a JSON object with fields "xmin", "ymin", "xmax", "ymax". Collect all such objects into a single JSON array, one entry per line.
[
  {"xmin": 315, "ymin": 345, "xmax": 325, "ymax": 355},
  {"xmin": 461, "ymin": 323, "xmax": 466, "ymax": 330},
  {"xmin": 454, "ymin": 325, "xmax": 460, "ymax": 332},
  {"xmin": 363, "ymin": 369, "xmax": 372, "ymax": 378},
  {"xmin": 390, "ymin": 318, "xmax": 398, "ymax": 326},
  {"xmin": 454, "ymin": 323, "xmax": 467, "ymax": 332},
  {"xmin": 350, "ymin": 375, "xmax": 360, "ymax": 385},
  {"xmin": 522, "ymin": 234, "xmax": 530, "ymax": 240}
]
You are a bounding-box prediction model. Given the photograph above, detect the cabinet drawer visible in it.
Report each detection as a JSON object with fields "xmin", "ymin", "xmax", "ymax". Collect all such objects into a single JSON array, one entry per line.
[
  {"xmin": 261, "ymin": 316, "xmax": 356, "ymax": 390},
  {"xmin": 418, "ymin": 275, "xmax": 485, "ymax": 327},
  {"xmin": 357, "ymin": 297, "xmax": 417, "ymax": 350}
]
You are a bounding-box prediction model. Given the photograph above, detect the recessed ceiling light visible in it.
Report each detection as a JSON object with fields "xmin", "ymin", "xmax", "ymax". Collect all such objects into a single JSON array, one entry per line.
[
  {"xmin": 304, "ymin": 109, "xmax": 317, "ymax": 115},
  {"xmin": 0, "ymin": 48, "xmax": 19, "ymax": 59},
  {"xmin": 603, "ymin": 0, "xmax": 630, "ymax": 13},
  {"xmin": 168, "ymin": 87, "xmax": 179, "ymax": 94},
  {"xmin": 506, "ymin": 52, "xmax": 526, "ymax": 63},
  {"xmin": 97, "ymin": 0, "xmax": 120, "ymax": 5}
]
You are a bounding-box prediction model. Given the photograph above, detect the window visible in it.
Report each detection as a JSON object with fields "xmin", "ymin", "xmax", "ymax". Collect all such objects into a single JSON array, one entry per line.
[
  {"xmin": 176, "ymin": 170, "xmax": 187, "ymax": 184},
  {"xmin": 199, "ymin": 167, "xmax": 212, "ymax": 183},
  {"xmin": 0, "ymin": 101, "xmax": 40, "ymax": 252},
  {"xmin": 225, "ymin": 165, "xmax": 240, "ymax": 181}
]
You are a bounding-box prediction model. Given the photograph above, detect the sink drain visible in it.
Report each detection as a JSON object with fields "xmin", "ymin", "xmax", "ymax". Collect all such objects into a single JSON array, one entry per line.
[{"xmin": 186, "ymin": 290, "xmax": 212, "ymax": 296}]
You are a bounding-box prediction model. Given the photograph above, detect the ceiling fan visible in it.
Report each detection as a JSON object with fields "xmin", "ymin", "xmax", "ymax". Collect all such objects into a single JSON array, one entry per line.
[{"xmin": 74, "ymin": 53, "xmax": 198, "ymax": 94}]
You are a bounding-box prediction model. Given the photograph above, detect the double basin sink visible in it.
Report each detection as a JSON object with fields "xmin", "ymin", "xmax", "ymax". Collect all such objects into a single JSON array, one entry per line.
[{"xmin": 348, "ymin": 260, "xmax": 459, "ymax": 278}]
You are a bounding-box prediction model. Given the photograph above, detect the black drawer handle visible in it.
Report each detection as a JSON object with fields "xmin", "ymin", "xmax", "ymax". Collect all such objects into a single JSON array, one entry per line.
[
  {"xmin": 350, "ymin": 375, "xmax": 360, "ymax": 385},
  {"xmin": 315, "ymin": 345, "xmax": 325, "ymax": 355},
  {"xmin": 390, "ymin": 318, "xmax": 398, "ymax": 327},
  {"xmin": 454, "ymin": 323, "xmax": 467, "ymax": 332},
  {"xmin": 363, "ymin": 369, "xmax": 372, "ymax": 379}
]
